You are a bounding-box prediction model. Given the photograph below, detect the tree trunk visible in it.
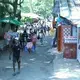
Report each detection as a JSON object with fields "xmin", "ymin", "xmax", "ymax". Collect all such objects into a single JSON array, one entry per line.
[
  {"xmin": 29, "ymin": 0, "xmax": 33, "ymax": 13},
  {"xmin": 13, "ymin": 0, "xmax": 18, "ymax": 17}
]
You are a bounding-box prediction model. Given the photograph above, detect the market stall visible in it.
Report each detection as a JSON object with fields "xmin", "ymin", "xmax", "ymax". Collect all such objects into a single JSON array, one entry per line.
[
  {"xmin": 63, "ymin": 36, "xmax": 77, "ymax": 59},
  {"xmin": 55, "ymin": 15, "xmax": 77, "ymax": 59},
  {"xmin": 77, "ymin": 24, "xmax": 80, "ymax": 62},
  {"xmin": 62, "ymin": 25, "xmax": 77, "ymax": 59}
]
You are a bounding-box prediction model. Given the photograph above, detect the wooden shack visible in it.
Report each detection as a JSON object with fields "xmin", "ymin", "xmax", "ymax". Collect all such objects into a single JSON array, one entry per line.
[{"xmin": 56, "ymin": 16, "xmax": 77, "ymax": 59}]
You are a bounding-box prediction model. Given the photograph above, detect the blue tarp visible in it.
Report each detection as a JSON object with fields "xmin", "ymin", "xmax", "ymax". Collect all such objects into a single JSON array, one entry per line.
[{"xmin": 57, "ymin": 16, "xmax": 73, "ymax": 25}]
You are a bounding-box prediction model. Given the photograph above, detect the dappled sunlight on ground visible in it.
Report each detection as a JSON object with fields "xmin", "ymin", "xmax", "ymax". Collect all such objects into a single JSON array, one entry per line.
[
  {"xmin": 5, "ymin": 63, "xmax": 28, "ymax": 69},
  {"xmin": 53, "ymin": 69, "xmax": 80, "ymax": 79},
  {"xmin": 29, "ymin": 58, "xmax": 36, "ymax": 61},
  {"xmin": 49, "ymin": 68, "xmax": 80, "ymax": 80},
  {"xmin": 74, "ymin": 69, "xmax": 80, "ymax": 72},
  {"xmin": 49, "ymin": 58, "xmax": 80, "ymax": 80},
  {"xmin": 43, "ymin": 61, "xmax": 51, "ymax": 64}
]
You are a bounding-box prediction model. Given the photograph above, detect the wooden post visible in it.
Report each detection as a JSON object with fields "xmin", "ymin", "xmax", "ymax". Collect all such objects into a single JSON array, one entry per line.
[{"xmin": 57, "ymin": 25, "xmax": 63, "ymax": 52}]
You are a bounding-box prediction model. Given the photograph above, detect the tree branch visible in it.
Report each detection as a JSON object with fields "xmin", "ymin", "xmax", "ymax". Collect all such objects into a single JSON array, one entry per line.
[{"xmin": 17, "ymin": 0, "xmax": 24, "ymax": 7}]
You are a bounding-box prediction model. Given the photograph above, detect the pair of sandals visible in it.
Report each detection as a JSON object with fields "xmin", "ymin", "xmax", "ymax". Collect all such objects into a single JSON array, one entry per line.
[{"xmin": 13, "ymin": 71, "xmax": 20, "ymax": 76}]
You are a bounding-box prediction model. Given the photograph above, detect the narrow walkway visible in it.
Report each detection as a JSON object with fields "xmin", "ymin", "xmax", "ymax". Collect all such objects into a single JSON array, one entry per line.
[
  {"xmin": 0, "ymin": 36, "xmax": 80, "ymax": 80},
  {"xmin": 0, "ymin": 36, "xmax": 54, "ymax": 80}
]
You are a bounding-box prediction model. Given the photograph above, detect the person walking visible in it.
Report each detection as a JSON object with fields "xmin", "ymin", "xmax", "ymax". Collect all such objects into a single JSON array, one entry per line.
[
  {"xmin": 39, "ymin": 30, "xmax": 44, "ymax": 45},
  {"xmin": 22, "ymin": 30, "xmax": 28, "ymax": 47},
  {"xmin": 11, "ymin": 39, "xmax": 21, "ymax": 76},
  {"xmin": 26, "ymin": 34, "xmax": 33, "ymax": 53},
  {"xmin": 32, "ymin": 32, "xmax": 37, "ymax": 51}
]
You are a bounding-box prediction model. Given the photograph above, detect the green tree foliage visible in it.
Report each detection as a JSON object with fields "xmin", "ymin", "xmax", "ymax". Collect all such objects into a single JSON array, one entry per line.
[
  {"xmin": 0, "ymin": 0, "xmax": 24, "ymax": 19},
  {"xmin": 34, "ymin": 0, "xmax": 54, "ymax": 18},
  {"xmin": 0, "ymin": 0, "xmax": 24, "ymax": 31},
  {"xmin": 0, "ymin": 0, "xmax": 54, "ymax": 19},
  {"xmin": 21, "ymin": 0, "xmax": 54, "ymax": 18}
]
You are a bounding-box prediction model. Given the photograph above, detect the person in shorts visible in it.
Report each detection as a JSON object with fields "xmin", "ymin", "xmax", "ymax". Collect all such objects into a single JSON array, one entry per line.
[{"xmin": 11, "ymin": 38, "xmax": 21, "ymax": 76}]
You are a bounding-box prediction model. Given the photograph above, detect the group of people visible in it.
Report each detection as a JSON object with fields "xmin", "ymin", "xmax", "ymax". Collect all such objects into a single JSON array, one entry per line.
[
  {"xmin": 20, "ymin": 29, "xmax": 37, "ymax": 53},
  {"xmin": 5, "ymin": 20, "xmax": 51, "ymax": 76},
  {"xmin": 8, "ymin": 27, "xmax": 45, "ymax": 76}
]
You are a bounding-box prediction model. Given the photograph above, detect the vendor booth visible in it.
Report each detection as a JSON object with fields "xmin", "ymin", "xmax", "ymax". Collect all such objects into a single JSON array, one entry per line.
[
  {"xmin": 62, "ymin": 25, "xmax": 77, "ymax": 59},
  {"xmin": 57, "ymin": 24, "xmax": 77, "ymax": 59},
  {"xmin": 77, "ymin": 24, "xmax": 80, "ymax": 62},
  {"xmin": 56, "ymin": 16, "xmax": 77, "ymax": 59}
]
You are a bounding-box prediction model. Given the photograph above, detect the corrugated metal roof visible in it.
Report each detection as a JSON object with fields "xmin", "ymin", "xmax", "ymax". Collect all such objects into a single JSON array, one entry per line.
[{"xmin": 53, "ymin": 0, "xmax": 80, "ymax": 24}]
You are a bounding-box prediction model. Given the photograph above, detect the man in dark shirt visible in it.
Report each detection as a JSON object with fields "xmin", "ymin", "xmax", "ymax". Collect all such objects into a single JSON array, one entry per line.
[
  {"xmin": 22, "ymin": 30, "xmax": 28, "ymax": 42},
  {"xmin": 22, "ymin": 30, "xmax": 28, "ymax": 47},
  {"xmin": 12, "ymin": 39, "xmax": 21, "ymax": 76}
]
